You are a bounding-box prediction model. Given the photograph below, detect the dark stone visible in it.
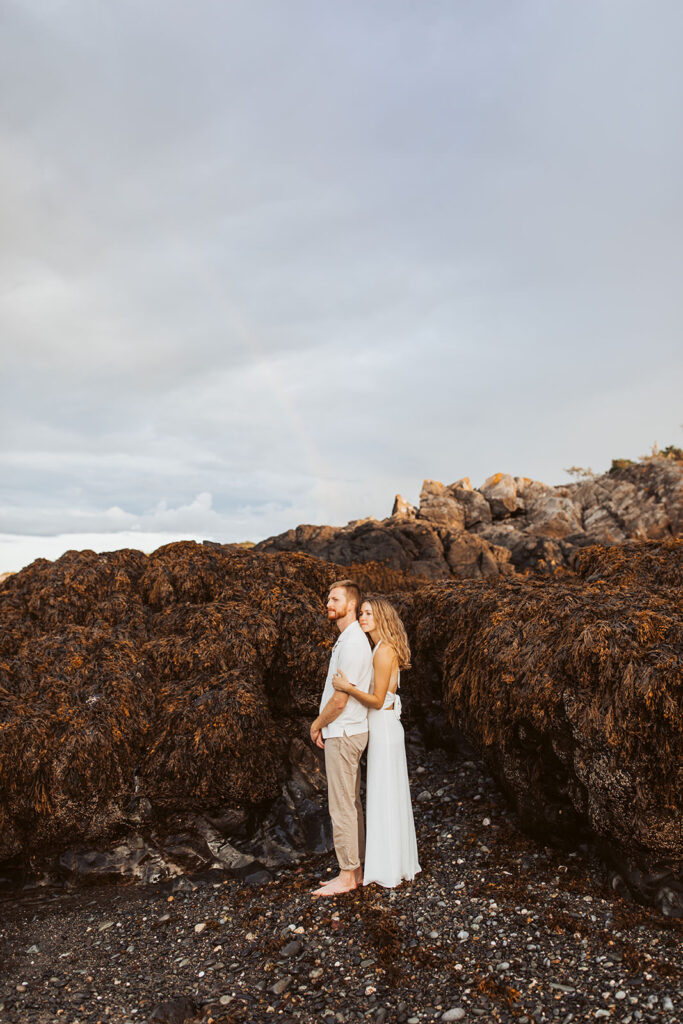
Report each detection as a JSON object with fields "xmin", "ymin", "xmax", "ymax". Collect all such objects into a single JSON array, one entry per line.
[
  {"xmin": 243, "ymin": 868, "xmax": 273, "ymax": 886},
  {"xmin": 148, "ymin": 995, "xmax": 199, "ymax": 1023}
]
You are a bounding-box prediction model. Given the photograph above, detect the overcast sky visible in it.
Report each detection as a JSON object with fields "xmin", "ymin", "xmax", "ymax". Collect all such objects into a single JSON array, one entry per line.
[{"xmin": 1, "ymin": 0, "xmax": 682, "ymax": 572}]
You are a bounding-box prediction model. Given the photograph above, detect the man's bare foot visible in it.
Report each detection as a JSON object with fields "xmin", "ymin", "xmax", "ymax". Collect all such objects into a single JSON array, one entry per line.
[
  {"xmin": 318, "ymin": 872, "xmax": 341, "ymax": 886},
  {"xmin": 316, "ymin": 868, "xmax": 362, "ymax": 886},
  {"xmin": 312, "ymin": 876, "xmax": 358, "ymax": 896},
  {"xmin": 311, "ymin": 868, "xmax": 358, "ymax": 897}
]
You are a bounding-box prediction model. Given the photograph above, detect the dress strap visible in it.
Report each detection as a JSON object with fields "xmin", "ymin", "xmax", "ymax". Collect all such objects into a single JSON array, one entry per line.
[{"xmin": 373, "ymin": 639, "xmax": 382, "ymax": 654}]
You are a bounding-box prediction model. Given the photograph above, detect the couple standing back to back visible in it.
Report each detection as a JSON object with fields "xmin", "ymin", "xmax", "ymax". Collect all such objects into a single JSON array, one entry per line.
[{"xmin": 309, "ymin": 579, "xmax": 421, "ymax": 896}]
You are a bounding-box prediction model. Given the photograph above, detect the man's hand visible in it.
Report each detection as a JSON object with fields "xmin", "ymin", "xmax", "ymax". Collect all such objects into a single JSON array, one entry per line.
[{"xmin": 310, "ymin": 721, "xmax": 324, "ymax": 749}]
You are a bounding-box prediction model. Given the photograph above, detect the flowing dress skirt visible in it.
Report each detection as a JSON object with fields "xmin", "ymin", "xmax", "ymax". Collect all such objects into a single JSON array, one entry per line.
[{"xmin": 363, "ymin": 707, "xmax": 421, "ymax": 888}]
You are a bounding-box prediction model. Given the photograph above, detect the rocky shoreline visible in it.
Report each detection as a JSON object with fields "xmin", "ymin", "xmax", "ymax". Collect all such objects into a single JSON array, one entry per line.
[
  {"xmin": 0, "ymin": 459, "xmax": 680, "ymax": 1023},
  {"xmin": 1, "ymin": 741, "xmax": 680, "ymax": 1024}
]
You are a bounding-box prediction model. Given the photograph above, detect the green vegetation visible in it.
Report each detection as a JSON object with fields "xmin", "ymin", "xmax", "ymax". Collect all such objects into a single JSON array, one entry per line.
[{"xmin": 609, "ymin": 458, "xmax": 635, "ymax": 473}]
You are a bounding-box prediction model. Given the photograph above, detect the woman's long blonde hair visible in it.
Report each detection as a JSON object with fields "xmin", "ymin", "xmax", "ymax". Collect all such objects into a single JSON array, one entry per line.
[{"xmin": 364, "ymin": 595, "xmax": 411, "ymax": 670}]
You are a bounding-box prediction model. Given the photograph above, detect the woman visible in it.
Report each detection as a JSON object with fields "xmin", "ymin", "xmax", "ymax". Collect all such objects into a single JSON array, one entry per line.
[{"xmin": 333, "ymin": 596, "xmax": 421, "ymax": 888}]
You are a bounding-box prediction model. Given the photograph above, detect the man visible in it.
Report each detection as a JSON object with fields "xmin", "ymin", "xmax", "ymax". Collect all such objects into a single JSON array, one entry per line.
[{"xmin": 309, "ymin": 579, "xmax": 373, "ymax": 896}]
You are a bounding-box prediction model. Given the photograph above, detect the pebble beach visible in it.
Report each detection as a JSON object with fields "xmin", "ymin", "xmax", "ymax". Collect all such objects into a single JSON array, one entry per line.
[{"xmin": 1, "ymin": 746, "xmax": 680, "ymax": 1024}]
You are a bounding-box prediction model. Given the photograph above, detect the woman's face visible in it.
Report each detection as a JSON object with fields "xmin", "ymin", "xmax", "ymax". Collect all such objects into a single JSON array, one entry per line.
[{"xmin": 358, "ymin": 601, "xmax": 376, "ymax": 634}]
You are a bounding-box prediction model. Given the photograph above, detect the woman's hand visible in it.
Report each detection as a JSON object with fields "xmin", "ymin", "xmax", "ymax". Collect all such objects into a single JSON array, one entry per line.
[{"xmin": 333, "ymin": 670, "xmax": 352, "ymax": 693}]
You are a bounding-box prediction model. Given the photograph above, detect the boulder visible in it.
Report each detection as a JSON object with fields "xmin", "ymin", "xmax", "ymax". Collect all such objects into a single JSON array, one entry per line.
[
  {"xmin": 523, "ymin": 484, "xmax": 583, "ymax": 539},
  {"xmin": 451, "ymin": 486, "xmax": 492, "ymax": 528},
  {"xmin": 418, "ymin": 479, "xmax": 466, "ymax": 530},
  {"xmin": 513, "ymin": 476, "xmax": 533, "ymax": 495},
  {"xmin": 391, "ymin": 494, "xmax": 417, "ymax": 519},
  {"xmin": 445, "ymin": 532, "xmax": 513, "ymax": 579},
  {"xmin": 479, "ymin": 473, "xmax": 523, "ymax": 518},
  {"xmin": 573, "ymin": 475, "xmax": 672, "ymax": 543}
]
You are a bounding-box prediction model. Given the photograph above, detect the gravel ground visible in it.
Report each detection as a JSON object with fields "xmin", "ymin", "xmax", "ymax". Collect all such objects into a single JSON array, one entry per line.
[{"xmin": 0, "ymin": 747, "xmax": 680, "ymax": 1024}]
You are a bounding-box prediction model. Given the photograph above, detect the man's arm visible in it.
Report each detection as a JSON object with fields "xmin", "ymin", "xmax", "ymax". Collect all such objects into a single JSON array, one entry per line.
[
  {"xmin": 310, "ymin": 636, "xmax": 371, "ymax": 747},
  {"xmin": 310, "ymin": 690, "xmax": 349, "ymax": 747}
]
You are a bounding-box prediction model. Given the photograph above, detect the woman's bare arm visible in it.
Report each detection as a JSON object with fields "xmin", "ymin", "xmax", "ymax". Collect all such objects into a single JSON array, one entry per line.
[{"xmin": 333, "ymin": 645, "xmax": 395, "ymax": 710}]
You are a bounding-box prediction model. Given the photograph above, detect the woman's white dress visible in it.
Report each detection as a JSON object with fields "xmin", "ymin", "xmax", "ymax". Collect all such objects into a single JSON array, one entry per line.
[{"xmin": 363, "ymin": 641, "xmax": 421, "ymax": 888}]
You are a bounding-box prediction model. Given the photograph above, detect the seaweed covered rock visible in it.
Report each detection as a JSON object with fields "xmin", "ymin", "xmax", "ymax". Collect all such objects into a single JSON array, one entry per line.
[
  {"xmin": 398, "ymin": 540, "xmax": 683, "ymax": 914},
  {"xmin": 0, "ymin": 543, "xmax": 412, "ymax": 867},
  {"xmin": 1, "ymin": 535, "xmax": 680, "ymax": 915}
]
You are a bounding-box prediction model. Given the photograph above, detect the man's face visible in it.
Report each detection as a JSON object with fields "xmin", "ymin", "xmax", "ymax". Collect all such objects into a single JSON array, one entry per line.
[{"xmin": 326, "ymin": 587, "xmax": 349, "ymax": 621}]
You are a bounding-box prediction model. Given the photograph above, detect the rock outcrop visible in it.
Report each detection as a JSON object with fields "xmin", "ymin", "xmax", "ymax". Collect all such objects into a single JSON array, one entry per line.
[
  {"xmin": 254, "ymin": 516, "xmax": 514, "ymax": 581},
  {"xmin": 255, "ymin": 453, "xmax": 683, "ymax": 578}
]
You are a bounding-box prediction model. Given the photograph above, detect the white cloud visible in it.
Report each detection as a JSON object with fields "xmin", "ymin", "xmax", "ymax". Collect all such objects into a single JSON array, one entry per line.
[{"xmin": 0, "ymin": 531, "xmax": 206, "ymax": 575}]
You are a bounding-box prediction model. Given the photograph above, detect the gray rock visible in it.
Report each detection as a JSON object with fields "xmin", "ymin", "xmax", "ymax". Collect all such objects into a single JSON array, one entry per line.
[
  {"xmin": 59, "ymin": 840, "xmax": 167, "ymax": 885},
  {"xmin": 418, "ymin": 480, "xmax": 466, "ymax": 530},
  {"xmin": 280, "ymin": 940, "xmax": 303, "ymax": 957},
  {"xmin": 392, "ymin": 494, "xmax": 417, "ymax": 519},
  {"xmin": 269, "ymin": 975, "xmax": 293, "ymax": 996},
  {"xmin": 446, "ymin": 531, "xmax": 511, "ymax": 579},
  {"xmin": 193, "ymin": 816, "xmax": 255, "ymax": 871},
  {"xmin": 523, "ymin": 485, "xmax": 583, "ymax": 539},
  {"xmin": 441, "ymin": 1010, "xmax": 466, "ymax": 1022},
  {"xmin": 480, "ymin": 473, "xmax": 521, "ymax": 517},
  {"xmin": 148, "ymin": 995, "xmax": 198, "ymax": 1023},
  {"xmin": 453, "ymin": 486, "xmax": 492, "ymax": 528},
  {"xmin": 243, "ymin": 867, "xmax": 273, "ymax": 886}
]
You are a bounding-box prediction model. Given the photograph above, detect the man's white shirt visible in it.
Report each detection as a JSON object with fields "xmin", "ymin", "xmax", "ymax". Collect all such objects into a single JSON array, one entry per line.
[{"xmin": 319, "ymin": 620, "xmax": 373, "ymax": 739}]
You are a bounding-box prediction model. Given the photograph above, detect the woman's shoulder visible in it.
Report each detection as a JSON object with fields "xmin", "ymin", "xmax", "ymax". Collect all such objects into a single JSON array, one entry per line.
[{"xmin": 373, "ymin": 641, "xmax": 397, "ymax": 665}]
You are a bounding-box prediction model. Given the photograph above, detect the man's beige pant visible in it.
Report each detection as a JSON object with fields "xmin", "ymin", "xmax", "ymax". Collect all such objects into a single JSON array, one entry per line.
[{"xmin": 324, "ymin": 731, "xmax": 368, "ymax": 872}]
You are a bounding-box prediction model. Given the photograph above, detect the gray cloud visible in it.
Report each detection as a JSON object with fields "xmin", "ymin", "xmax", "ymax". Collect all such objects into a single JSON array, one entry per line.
[{"xmin": 1, "ymin": 1, "xmax": 682, "ymax": 569}]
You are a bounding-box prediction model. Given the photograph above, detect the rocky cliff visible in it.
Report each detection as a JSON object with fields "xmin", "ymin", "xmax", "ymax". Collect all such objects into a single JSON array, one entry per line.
[{"xmin": 255, "ymin": 452, "xmax": 683, "ymax": 578}]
